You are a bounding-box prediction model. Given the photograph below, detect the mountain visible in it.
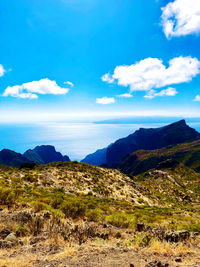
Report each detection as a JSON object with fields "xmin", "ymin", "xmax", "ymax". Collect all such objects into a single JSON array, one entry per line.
[
  {"xmin": 0, "ymin": 149, "xmax": 30, "ymax": 167},
  {"xmin": 81, "ymin": 147, "xmax": 107, "ymax": 166},
  {"xmin": 81, "ymin": 120, "xmax": 200, "ymax": 167},
  {"xmin": 106, "ymin": 120, "xmax": 200, "ymax": 167},
  {"xmin": 118, "ymin": 139, "xmax": 200, "ymax": 176},
  {"xmin": 23, "ymin": 145, "xmax": 70, "ymax": 164},
  {"xmin": 0, "ymin": 145, "xmax": 70, "ymax": 167}
]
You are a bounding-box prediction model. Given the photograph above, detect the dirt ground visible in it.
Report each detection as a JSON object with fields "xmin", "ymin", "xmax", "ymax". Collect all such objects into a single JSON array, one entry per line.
[{"xmin": 1, "ymin": 242, "xmax": 200, "ymax": 267}]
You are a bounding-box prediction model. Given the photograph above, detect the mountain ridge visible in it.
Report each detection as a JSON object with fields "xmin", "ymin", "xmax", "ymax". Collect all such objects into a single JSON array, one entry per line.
[
  {"xmin": 0, "ymin": 145, "xmax": 70, "ymax": 167},
  {"xmin": 81, "ymin": 120, "xmax": 200, "ymax": 167}
]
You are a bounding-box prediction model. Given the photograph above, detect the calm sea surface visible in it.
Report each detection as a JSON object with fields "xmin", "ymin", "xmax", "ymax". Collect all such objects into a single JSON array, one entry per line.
[{"xmin": 1, "ymin": 121, "xmax": 200, "ymax": 160}]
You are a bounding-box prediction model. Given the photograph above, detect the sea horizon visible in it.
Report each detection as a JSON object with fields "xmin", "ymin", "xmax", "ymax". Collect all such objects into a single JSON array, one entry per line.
[{"xmin": 1, "ymin": 117, "xmax": 200, "ymax": 161}]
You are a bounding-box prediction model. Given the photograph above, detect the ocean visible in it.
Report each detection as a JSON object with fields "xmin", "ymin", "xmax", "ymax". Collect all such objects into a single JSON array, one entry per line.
[{"xmin": 1, "ymin": 120, "xmax": 200, "ymax": 160}]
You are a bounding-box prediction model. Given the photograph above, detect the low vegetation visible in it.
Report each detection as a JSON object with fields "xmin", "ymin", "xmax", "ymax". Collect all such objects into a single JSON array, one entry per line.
[{"xmin": 0, "ymin": 161, "xmax": 199, "ymax": 266}]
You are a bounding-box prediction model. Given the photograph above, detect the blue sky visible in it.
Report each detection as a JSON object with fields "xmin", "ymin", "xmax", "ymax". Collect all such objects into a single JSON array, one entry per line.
[{"xmin": 0, "ymin": 0, "xmax": 200, "ymax": 122}]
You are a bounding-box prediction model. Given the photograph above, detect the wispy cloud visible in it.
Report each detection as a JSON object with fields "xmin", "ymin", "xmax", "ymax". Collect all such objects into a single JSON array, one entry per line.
[
  {"xmin": 161, "ymin": 0, "xmax": 200, "ymax": 38},
  {"xmin": 96, "ymin": 97, "xmax": 115, "ymax": 104},
  {"xmin": 144, "ymin": 87, "xmax": 178, "ymax": 99},
  {"xmin": 3, "ymin": 78, "xmax": 70, "ymax": 99},
  {"xmin": 101, "ymin": 73, "xmax": 114, "ymax": 84},
  {"xmin": 117, "ymin": 93, "xmax": 133, "ymax": 98},
  {"xmin": 64, "ymin": 81, "xmax": 74, "ymax": 87},
  {"xmin": 0, "ymin": 64, "xmax": 5, "ymax": 77},
  {"xmin": 102, "ymin": 56, "xmax": 200, "ymax": 98}
]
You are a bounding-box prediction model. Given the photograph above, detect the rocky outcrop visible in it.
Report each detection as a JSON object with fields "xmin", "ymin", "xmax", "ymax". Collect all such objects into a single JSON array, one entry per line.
[{"xmin": 24, "ymin": 145, "xmax": 70, "ymax": 164}]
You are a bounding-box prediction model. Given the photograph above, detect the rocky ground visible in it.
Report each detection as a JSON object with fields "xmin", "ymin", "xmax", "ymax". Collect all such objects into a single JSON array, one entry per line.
[
  {"xmin": 1, "ymin": 239, "xmax": 200, "ymax": 267},
  {"xmin": 0, "ymin": 162, "xmax": 199, "ymax": 266},
  {"xmin": 0, "ymin": 209, "xmax": 199, "ymax": 267}
]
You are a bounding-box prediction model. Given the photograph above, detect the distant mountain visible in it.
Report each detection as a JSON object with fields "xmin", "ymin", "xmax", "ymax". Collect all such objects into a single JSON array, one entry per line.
[
  {"xmin": 94, "ymin": 117, "xmax": 200, "ymax": 124},
  {"xmin": 118, "ymin": 139, "xmax": 200, "ymax": 176},
  {"xmin": 81, "ymin": 147, "xmax": 107, "ymax": 166},
  {"xmin": 81, "ymin": 120, "xmax": 200, "ymax": 167},
  {"xmin": 106, "ymin": 120, "xmax": 200, "ymax": 167},
  {"xmin": 0, "ymin": 145, "xmax": 70, "ymax": 167},
  {"xmin": 0, "ymin": 149, "xmax": 30, "ymax": 167},
  {"xmin": 24, "ymin": 145, "xmax": 70, "ymax": 164}
]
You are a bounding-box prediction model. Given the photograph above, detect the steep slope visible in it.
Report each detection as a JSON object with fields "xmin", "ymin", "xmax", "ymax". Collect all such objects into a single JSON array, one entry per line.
[
  {"xmin": 0, "ymin": 161, "xmax": 153, "ymax": 205},
  {"xmin": 24, "ymin": 145, "xmax": 70, "ymax": 164},
  {"xmin": 119, "ymin": 139, "xmax": 200, "ymax": 176},
  {"xmin": 0, "ymin": 149, "xmax": 30, "ymax": 167},
  {"xmin": 81, "ymin": 147, "xmax": 107, "ymax": 166},
  {"xmin": 133, "ymin": 163, "xmax": 200, "ymax": 206},
  {"xmin": 106, "ymin": 120, "xmax": 200, "ymax": 166}
]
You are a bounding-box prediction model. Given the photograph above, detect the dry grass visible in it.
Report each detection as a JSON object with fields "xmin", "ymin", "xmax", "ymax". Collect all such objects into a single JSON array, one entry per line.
[
  {"xmin": 144, "ymin": 238, "xmax": 194, "ymax": 256},
  {"xmin": 0, "ymin": 249, "xmax": 38, "ymax": 267}
]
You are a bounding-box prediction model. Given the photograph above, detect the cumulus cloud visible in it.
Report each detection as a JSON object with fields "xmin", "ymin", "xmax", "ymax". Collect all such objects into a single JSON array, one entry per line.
[
  {"xmin": 161, "ymin": 0, "xmax": 200, "ymax": 38},
  {"xmin": 0, "ymin": 64, "xmax": 5, "ymax": 77},
  {"xmin": 96, "ymin": 97, "xmax": 115, "ymax": 104},
  {"xmin": 194, "ymin": 95, "xmax": 200, "ymax": 102},
  {"xmin": 3, "ymin": 78, "xmax": 69, "ymax": 99},
  {"xmin": 144, "ymin": 87, "xmax": 178, "ymax": 99},
  {"xmin": 101, "ymin": 73, "xmax": 114, "ymax": 84},
  {"xmin": 117, "ymin": 93, "xmax": 133, "ymax": 98},
  {"xmin": 102, "ymin": 57, "xmax": 200, "ymax": 97},
  {"xmin": 64, "ymin": 81, "xmax": 74, "ymax": 87}
]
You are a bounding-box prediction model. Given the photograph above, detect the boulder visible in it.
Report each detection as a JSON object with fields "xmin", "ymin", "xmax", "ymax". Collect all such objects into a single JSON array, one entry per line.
[
  {"xmin": 5, "ymin": 233, "xmax": 18, "ymax": 244},
  {"xmin": 165, "ymin": 230, "xmax": 190, "ymax": 243}
]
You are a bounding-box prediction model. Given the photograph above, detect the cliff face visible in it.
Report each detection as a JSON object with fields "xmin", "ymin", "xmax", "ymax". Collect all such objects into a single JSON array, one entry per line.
[
  {"xmin": 0, "ymin": 145, "xmax": 70, "ymax": 167},
  {"xmin": 24, "ymin": 145, "xmax": 70, "ymax": 164},
  {"xmin": 106, "ymin": 120, "xmax": 200, "ymax": 166}
]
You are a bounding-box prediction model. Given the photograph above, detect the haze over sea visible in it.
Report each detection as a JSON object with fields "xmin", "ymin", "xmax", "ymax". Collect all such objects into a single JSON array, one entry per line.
[{"xmin": 1, "ymin": 117, "xmax": 200, "ymax": 161}]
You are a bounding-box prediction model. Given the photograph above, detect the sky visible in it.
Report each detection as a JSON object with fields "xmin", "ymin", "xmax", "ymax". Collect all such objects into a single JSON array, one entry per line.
[{"xmin": 1, "ymin": 0, "xmax": 200, "ymax": 123}]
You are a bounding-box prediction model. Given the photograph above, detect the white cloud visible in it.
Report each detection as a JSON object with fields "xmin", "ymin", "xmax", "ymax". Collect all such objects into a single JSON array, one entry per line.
[
  {"xmin": 194, "ymin": 95, "xmax": 200, "ymax": 102},
  {"xmin": 64, "ymin": 81, "xmax": 74, "ymax": 87},
  {"xmin": 3, "ymin": 78, "xmax": 69, "ymax": 99},
  {"xmin": 144, "ymin": 87, "xmax": 178, "ymax": 99},
  {"xmin": 0, "ymin": 64, "xmax": 5, "ymax": 77},
  {"xmin": 101, "ymin": 73, "xmax": 114, "ymax": 84},
  {"xmin": 117, "ymin": 93, "xmax": 133, "ymax": 98},
  {"xmin": 102, "ymin": 57, "xmax": 200, "ymax": 96},
  {"xmin": 161, "ymin": 0, "xmax": 200, "ymax": 38},
  {"xmin": 96, "ymin": 97, "xmax": 115, "ymax": 104}
]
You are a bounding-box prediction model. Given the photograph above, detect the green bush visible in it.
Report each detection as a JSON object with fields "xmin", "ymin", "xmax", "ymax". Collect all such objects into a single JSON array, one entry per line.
[
  {"xmin": 106, "ymin": 212, "xmax": 136, "ymax": 228},
  {"xmin": 0, "ymin": 186, "xmax": 16, "ymax": 205},
  {"xmin": 86, "ymin": 208, "xmax": 103, "ymax": 222},
  {"xmin": 61, "ymin": 199, "xmax": 87, "ymax": 218}
]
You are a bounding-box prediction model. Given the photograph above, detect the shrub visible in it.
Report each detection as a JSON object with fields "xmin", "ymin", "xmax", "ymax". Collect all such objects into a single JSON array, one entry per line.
[
  {"xmin": 0, "ymin": 186, "xmax": 16, "ymax": 205},
  {"xmin": 61, "ymin": 199, "xmax": 87, "ymax": 218},
  {"xmin": 86, "ymin": 208, "xmax": 103, "ymax": 222},
  {"xmin": 106, "ymin": 212, "xmax": 136, "ymax": 228}
]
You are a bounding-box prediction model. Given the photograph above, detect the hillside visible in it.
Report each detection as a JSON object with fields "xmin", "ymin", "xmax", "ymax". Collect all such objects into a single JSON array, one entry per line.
[
  {"xmin": 0, "ymin": 149, "xmax": 30, "ymax": 167},
  {"xmin": 118, "ymin": 139, "xmax": 200, "ymax": 176},
  {"xmin": 0, "ymin": 161, "xmax": 200, "ymax": 266},
  {"xmin": 81, "ymin": 147, "xmax": 107, "ymax": 166}
]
